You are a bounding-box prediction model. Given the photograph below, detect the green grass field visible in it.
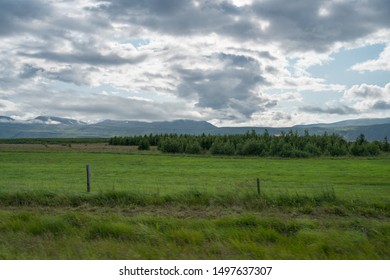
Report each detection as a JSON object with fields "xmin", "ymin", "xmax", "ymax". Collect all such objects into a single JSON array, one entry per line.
[{"xmin": 0, "ymin": 145, "xmax": 389, "ymax": 259}]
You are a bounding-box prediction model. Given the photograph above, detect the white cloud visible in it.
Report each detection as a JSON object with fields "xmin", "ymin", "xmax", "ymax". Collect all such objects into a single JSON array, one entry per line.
[
  {"xmin": 351, "ymin": 45, "xmax": 390, "ymax": 72},
  {"xmin": 343, "ymin": 83, "xmax": 390, "ymax": 112},
  {"xmin": 0, "ymin": 99, "xmax": 19, "ymax": 113},
  {"xmin": 344, "ymin": 83, "xmax": 387, "ymax": 99}
]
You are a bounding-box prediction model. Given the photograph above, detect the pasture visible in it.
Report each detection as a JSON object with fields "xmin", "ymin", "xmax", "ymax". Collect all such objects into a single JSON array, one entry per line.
[{"xmin": 0, "ymin": 144, "xmax": 389, "ymax": 259}]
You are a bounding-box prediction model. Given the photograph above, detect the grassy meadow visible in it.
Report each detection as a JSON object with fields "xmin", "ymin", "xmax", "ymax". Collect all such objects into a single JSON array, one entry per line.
[{"xmin": 0, "ymin": 143, "xmax": 389, "ymax": 259}]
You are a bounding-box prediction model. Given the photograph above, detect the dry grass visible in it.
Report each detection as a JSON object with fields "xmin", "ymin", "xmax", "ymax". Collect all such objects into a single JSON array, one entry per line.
[{"xmin": 0, "ymin": 143, "xmax": 159, "ymax": 153}]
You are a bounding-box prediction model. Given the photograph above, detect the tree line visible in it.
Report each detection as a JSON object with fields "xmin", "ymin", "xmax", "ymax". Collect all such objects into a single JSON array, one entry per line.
[{"xmin": 109, "ymin": 130, "xmax": 389, "ymax": 157}]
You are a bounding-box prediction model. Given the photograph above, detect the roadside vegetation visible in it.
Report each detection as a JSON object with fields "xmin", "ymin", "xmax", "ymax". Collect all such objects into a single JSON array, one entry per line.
[{"xmin": 0, "ymin": 208, "xmax": 388, "ymax": 259}]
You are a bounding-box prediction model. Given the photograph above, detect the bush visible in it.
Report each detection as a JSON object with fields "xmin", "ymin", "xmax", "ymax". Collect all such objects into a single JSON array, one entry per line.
[
  {"xmin": 280, "ymin": 143, "xmax": 293, "ymax": 157},
  {"xmin": 350, "ymin": 143, "xmax": 366, "ymax": 156},
  {"xmin": 366, "ymin": 143, "xmax": 380, "ymax": 156},
  {"xmin": 185, "ymin": 141, "xmax": 202, "ymax": 154},
  {"xmin": 304, "ymin": 143, "xmax": 322, "ymax": 157},
  {"xmin": 138, "ymin": 138, "xmax": 150, "ymax": 150},
  {"xmin": 350, "ymin": 142, "xmax": 379, "ymax": 156},
  {"xmin": 159, "ymin": 138, "xmax": 184, "ymax": 153},
  {"xmin": 210, "ymin": 140, "xmax": 235, "ymax": 155},
  {"xmin": 328, "ymin": 144, "xmax": 348, "ymax": 156},
  {"xmin": 238, "ymin": 139, "xmax": 267, "ymax": 156},
  {"xmin": 382, "ymin": 136, "xmax": 389, "ymax": 152}
]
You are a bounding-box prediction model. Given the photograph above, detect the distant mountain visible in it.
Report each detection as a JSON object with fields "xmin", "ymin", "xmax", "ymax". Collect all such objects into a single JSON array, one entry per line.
[
  {"xmin": 0, "ymin": 116, "xmax": 389, "ymax": 141},
  {"xmin": 300, "ymin": 117, "xmax": 390, "ymax": 128},
  {"xmin": 290, "ymin": 117, "xmax": 390, "ymax": 141},
  {"xmin": 79, "ymin": 119, "xmax": 217, "ymax": 137},
  {"xmin": 33, "ymin": 116, "xmax": 86, "ymax": 125},
  {"xmin": 0, "ymin": 116, "xmax": 15, "ymax": 122}
]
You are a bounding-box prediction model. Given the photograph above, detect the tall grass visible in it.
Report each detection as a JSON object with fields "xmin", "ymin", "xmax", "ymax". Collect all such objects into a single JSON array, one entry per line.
[
  {"xmin": 0, "ymin": 188, "xmax": 388, "ymax": 218},
  {"xmin": 0, "ymin": 210, "xmax": 389, "ymax": 259}
]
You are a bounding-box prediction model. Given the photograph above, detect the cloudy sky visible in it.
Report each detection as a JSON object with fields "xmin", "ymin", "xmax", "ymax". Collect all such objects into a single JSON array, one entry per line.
[{"xmin": 0, "ymin": 0, "xmax": 389, "ymax": 126}]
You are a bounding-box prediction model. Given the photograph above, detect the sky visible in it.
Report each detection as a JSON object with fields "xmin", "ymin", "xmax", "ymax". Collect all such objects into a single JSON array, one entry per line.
[{"xmin": 0, "ymin": 0, "xmax": 389, "ymax": 127}]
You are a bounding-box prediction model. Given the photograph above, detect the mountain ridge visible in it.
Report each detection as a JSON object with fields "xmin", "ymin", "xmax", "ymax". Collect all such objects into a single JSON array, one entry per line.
[
  {"xmin": 33, "ymin": 116, "xmax": 87, "ymax": 125},
  {"xmin": 0, "ymin": 116, "xmax": 15, "ymax": 122},
  {"xmin": 297, "ymin": 117, "xmax": 390, "ymax": 128},
  {"xmin": 0, "ymin": 115, "xmax": 389, "ymax": 141}
]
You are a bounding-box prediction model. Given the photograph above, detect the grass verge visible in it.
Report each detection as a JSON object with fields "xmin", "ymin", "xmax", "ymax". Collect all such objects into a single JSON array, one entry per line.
[{"xmin": 0, "ymin": 208, "xmax": 389, "ymax": 259}]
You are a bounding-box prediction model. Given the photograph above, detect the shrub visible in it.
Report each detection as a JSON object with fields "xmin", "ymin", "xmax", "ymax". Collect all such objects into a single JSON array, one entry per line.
[
  {"xmin": 366, "ymin": 143, "xmax": 380, "ymax": 156},
  {"xmin": 239, "ymin": 139, "xmax": 267, "ymax": 156},
  {"xmin": 159, "ymin": 138, "xmax": 184, "ymax": 153},
  {"xmin": 304, "ymin": 143, "xmax": 322, "ymax": 157},
  {"xmin": 185, "ymin": 141, "xmax": 202, "ymax": 154},
  {"xmin": 328, "ymin": 143, "xmax": 348, "ymax": 156},
  {"xmin": 210, "ymin": 140, "xmax": 235, "ymax": 155},
  {"xmin": 382, "ymin": 136, "xmax": 389, "ymax": 152},
  {"xmin": 138, "ymin": 138, "xmax": 150, "ymax": 150},
  {"xmin": 350, "ymin": 142, "xmax": 379, "ymax": 156}
]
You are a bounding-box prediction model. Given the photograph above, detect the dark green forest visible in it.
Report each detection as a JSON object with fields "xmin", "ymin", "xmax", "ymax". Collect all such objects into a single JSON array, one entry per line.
[{"xmin": 109, "ymin": 130, "xmax": 389, "ymax": 157}]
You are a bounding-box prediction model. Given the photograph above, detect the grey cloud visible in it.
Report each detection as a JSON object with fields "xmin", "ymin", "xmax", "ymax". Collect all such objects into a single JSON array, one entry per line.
[
  {"xmin": 300, "ymin": 105, "xmax": 358, "ymax": 115},
  {"xmin": 96, "ymin": 0, "xmax": 390, "ymax": 52},
  {"xmin": 226, "ymin": 48, "xmax": 277, "ymax": 61},
  {"xmin": 18, "ymin": 51, "xmax": 147, "ymax": 66},
  {"xmin": 273, "ymin": 112, "xmax": 292, "ymax": 121},
  {"xmin": 219, "ymin": 1, "xmax": 241, "ymax": 15},
  {"xmin": 265, "ymin": 66, "xmax": 278, "ymax": 74},
  {"xmin": 2, "ymin": 83, "xmax": 186, "ymax": 121},
  {"xmin": 45, "ymin": 67, "xmax": 91, "ymax": 86},
  {"xmin": 51, "ymin": 13, "xmax": 112, "ymax": 35},
  {"xmin": 372, "ymin": 101, "xmax": 390, "ymax": 110},
  {"xmin": 50, "ymin": 96, "xmax": 169, "ymax": 120},
  {"xmin": 265, "ymin": 100, "xmax": 278, "ymax": 108},
  {"xmin": 95, "ymin": 0, "xmax": 262, "ymax": 39},
  {"xmin": 28, "ymin": 92, "xmax": 195, "ymax": 121},
  {"xmin": 0, "ymin": 58, "xmax": 20, "ymax": 90},
  {"xmin": 98, "ymin": 0, "xmax": 188, "ymax": 17},
  {"xmin": 253, "ymin": 0, "xmax": 390, "ymax": 52},
  {"xmin": 18, "ymin": 64, "xmax": 90, "ymax": 86},
  {"xmin": 0, "ymin": 0, "xmax": 51, "ymax": 36},
  {"xmin": 220, "ymin": 18, "xmax": 260, "ymax": 39},
  {"xmin": 19, "ymin": 64, "xmax": 44, "ymax": 79},
  {"xmin": 174, "ymin": 53, "xmax": 272, "ymax": 119},
  {"xmin": 217, "ymin": 53, "xmax": 261, "ymax": 69},
  {"xmin": 259, "ymin": 51, "xmax": 276, "ymax": 60}
]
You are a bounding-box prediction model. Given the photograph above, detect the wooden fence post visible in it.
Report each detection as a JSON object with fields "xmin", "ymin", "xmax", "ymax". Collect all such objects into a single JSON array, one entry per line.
[
  {"xmin": 257, "ymin": 178, "xmax": 261, "ymax": 195},
  {"xmin": 86, "ymin": 164, "xmax": 91, "ymax": 192}
]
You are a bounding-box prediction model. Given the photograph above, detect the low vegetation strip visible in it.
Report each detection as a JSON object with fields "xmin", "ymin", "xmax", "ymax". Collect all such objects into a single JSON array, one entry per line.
[
  {"xmin": 0, "ymin": 189, "xmax": 388, "ymax": 218},
  {"xmin": 0, "ymin": 208, "xmax": 389, "ymax": 259}
]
